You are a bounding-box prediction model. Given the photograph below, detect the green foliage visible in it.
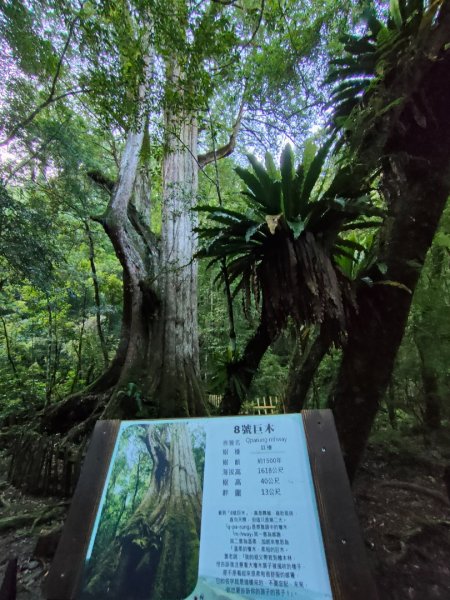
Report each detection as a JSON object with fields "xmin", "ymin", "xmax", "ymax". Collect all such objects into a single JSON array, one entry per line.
[
  {"xmin": 328, "ymin": 0, "xmax": 443, "ymax": 152},
  {"xmin": 0, "ymin": 0, "xmax": 60, "ymax": 80},
  {"xmin": 0, "ymin": 182, "xmax": 56, "ymax": 287},
  {"xmin": 196, "ymin": 142, "xmax": 382, "ymax": 337},
  {"xmin": 0, "ymin": 107, "xmax": 123, "ymax": 420}
]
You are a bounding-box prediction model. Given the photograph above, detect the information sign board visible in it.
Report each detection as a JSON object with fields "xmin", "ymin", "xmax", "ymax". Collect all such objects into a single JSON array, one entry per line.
[{"xmin": 45, "ymin": 411, "xmax": 379, "ymax": 600}]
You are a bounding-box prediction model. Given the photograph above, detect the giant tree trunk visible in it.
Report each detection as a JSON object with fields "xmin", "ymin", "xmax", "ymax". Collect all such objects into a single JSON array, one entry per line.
[
  {"xmin": 329, "ymin": 39, "xmax": 450, "ymax": 480},
  {"xmin": 145, "ymin": 108, "xmax": 205, "ymax": 417},
  {"xmin": 42, "ymin": 53, "xmax": 206, "ymax": 434},
  {"xmin": 99, "ymin": 114, "xmax": 205, "ymax": 417}
]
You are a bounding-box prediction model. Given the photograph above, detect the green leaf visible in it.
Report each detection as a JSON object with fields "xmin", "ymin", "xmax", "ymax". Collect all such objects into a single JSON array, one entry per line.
[
  {"xmin": 196, "ymin": 209, "xmax": 243, "ymax": 226},
  {"xmin": 361, "ymin": 276, "xmax": 374, "ymax": 286},
  {"xmin": 433, "ymin": 232, "xmax": 450, "ymax": 249},
  {"xmin": 291, "ymin": 164, "xmax": 305, "ymax": 218},
  {"xmin": 236, "ymin": 164, "xmax": 280, "ymax": 214},
  {"xmin": 336, "ymin": 238, "xmax": 366, "ymax": 253},
  {"xmin": 264, "ymin": 152, "xmax": 279, "ymax": 180},
  {"xmin": 300, "ymin": 139, "xmax": 333, "ymax": 208},
  {"xmin": 235, "ymin": 167, "xmax": 265, "ymax": 202},
  {"xmin": 377, "ymin": 261, "xmax": 388, "ymax": 274},
  {"xmin": 280, "ymin": 144, "xmax": 295, "ymax": 216},
  {"xmin": 287, "ymin": 219, "xmax": 305, "ymax": 239},
  {"xmin": 390, "ymin": 0, "xmax": 403, "ymax": 29},
  {"xmin": 247, "ymin": 154, "xmax": 272, "ymax": 190},
  {"xmin": 245, "ymin": 223, "xmax": 261, "ymax": 242},
  {"xmin": 196, "ymin": 205, "xmax": 245, "ymax": 219},
  {"xmin": 340, "ymin": 220, "xmax": 383, "ymax": 231},
  {"xmin": 302, "ymin": 139, "xmax": 317, "ymax": 174}
]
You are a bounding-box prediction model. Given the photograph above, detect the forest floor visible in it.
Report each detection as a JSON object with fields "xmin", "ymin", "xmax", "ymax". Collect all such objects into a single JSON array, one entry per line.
[
  {"xmin": 0, "ymin": 423, "xmax": 449, "ymax": 599},
  {"xmin": 354, "ymin": 423, "xmax": 450, "ymax": 600}
]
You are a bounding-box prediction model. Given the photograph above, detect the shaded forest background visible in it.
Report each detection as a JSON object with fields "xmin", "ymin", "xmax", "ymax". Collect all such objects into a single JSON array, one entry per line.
[
  {"xmin": 1, "ymin": 1, "xmax": 450, "ymax": 598},
  {"xmin": 0, "ymin": 0, "xmax": 449, "ymax": 484}
]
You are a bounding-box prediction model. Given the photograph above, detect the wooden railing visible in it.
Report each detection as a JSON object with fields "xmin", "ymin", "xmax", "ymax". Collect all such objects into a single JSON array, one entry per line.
[{"xmin": 207, "ymin": 395, "xmax": 283, "ymax": 415}]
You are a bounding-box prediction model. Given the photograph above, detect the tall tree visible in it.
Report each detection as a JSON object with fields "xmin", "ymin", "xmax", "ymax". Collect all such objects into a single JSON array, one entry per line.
[
  {"xmin": 0, "ymin": 0, "xmax": 354, "ymax": 432},
  {"xmin": 326, "ymin": 0, "xmax": 450, "ymax": 479}
]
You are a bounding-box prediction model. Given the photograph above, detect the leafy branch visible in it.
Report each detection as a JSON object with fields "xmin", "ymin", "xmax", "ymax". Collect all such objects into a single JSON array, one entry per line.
[{"xmin": 1, "ymin": 15, "xmax": 87, "ymax": 146}]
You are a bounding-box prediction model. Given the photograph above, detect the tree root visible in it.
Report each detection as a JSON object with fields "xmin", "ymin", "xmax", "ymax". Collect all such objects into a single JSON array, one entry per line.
[
  {"xmin": 40, "ymin": 392, "xmax": 102, "ymax": 435},
  {"xmin": 379, "ymin": 479, "xmax": 449, "ymax": 506},
  {"xmin": 60, "ymin": 411, "xmax": 100, "ymax": 446},
  {"xmin": 0, "ymin": 493, "xmax": 10, "ymax": 508},
  {"xmin": 384, "ymin": 540, "xmax": 408, "ymax": 566},
  {"xmin": 384, "ymin": 519, "xmax": 450, "ymax": 566},
  {"xmin": 0, "ymin": 505, "xmax": 66, "ymax": 533}
]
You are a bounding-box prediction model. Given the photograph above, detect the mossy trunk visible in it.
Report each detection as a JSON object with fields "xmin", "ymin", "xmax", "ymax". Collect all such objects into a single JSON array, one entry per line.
[{"xmin": 329, "ymin": 46, "xmax": 450, "ymax": 480}]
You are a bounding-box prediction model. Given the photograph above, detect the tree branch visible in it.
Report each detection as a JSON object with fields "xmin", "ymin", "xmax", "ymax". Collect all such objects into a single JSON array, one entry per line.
[
  {"xmin": 0, "ymin": 317, "xmax": 17, "ymax": 378},
  {"xmin": 198, "ymin": 94, "xmax": 246, "ymax": 167},
  {"xmin": 240, "ymin": 0, "xmax": 265, "ymax": 50},
  {"xmin": 4, "ymin": 131, "xmax": 63, "ymax": 184},
  {"xmin": 212, "ymin": 0, "xmax": 244, "ymax": 7},
  {"xmin": 86, "ymin": 169, "xmax": 115, "ymax": 193},
  {"xmin": 0, "ymin": 17, "xmax": 83, "ymax": 147},
  {"xmin": 206, "ymin": 109, "xmax": 237, "ymax": 354}
]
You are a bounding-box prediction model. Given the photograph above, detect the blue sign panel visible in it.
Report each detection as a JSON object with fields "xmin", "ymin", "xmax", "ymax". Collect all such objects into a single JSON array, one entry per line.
[{"xmin": 80, "ymin": 415, "xmax": 332, "ymax": 600}]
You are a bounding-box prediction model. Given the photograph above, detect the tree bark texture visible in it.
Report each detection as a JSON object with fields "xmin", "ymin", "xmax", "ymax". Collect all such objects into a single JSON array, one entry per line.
[
  {"xmin": 416, "ymin": 336, "xmax": 442, "ymax": 430},
  {"xmin": 220, "ymin": 314, "xmax": 275, "ymax": 415},
  {"xmin": 145, "ymin": 105, "xmax": 205, "ymax": 418},
  {"xmin": 0, "ymin": 316, "xmax": 17, "ymax": 377},
  {"xmin": 84, "ymin": 219, "xmax": 109, "ymax": 367},
  {"xmin": 43, "ymin": 50, "xmax": 207, "ymax": 428},
  {"xmin": 329, "ymin": 40, "xmax": 450, "ymax": 480}
]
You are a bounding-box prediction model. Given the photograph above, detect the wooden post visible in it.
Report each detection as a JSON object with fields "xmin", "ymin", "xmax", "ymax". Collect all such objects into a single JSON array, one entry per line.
[
  {"xmin": 302, "ymin": 410, "xmax": 379, "ymax": 599},
  {"xmin": 44, "ymin": 420, "xmax": 120, "ymax": 600}
]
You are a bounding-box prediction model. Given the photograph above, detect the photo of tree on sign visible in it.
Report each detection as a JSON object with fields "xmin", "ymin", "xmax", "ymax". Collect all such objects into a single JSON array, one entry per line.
[{"xmin": 79, "ymin": 422, "xmax": 205, "ymax": 600}]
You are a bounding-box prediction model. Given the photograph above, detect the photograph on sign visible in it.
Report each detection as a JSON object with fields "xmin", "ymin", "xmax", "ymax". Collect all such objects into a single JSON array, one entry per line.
[
  {"xmin": 78, "ymin": 414, "xmax": 332, "ymax": 600},
  {"xmin": 79, "ymin": 422, "xmax": 205, "ymax": 599}
]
